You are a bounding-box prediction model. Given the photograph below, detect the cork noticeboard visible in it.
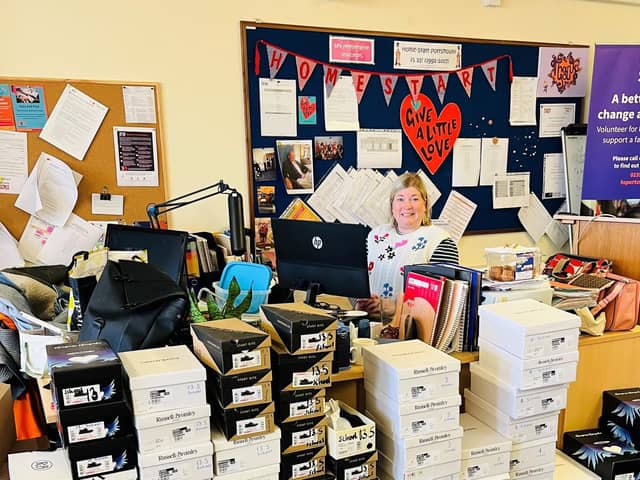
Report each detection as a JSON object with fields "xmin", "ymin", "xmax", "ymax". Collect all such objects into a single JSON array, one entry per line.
[{"xmin": 0, "ymin": 77, "xmax": 167, "ymax": 240}]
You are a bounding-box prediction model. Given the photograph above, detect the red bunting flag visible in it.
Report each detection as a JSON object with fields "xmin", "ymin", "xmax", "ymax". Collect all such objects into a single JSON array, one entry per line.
[
  {"xmin": 266, "ymin": 45, "xmax": 287, "ymax": 79},
  {"xmin": 431, "ymin": 73, "xmax": 450, "ymax": 104},
  {"xmin": 351, "ymin": 72, "xmax": 371, "ymax": 104},
  {"xmin": 379, "ymin": 74, "xmax": 398, "ymax": 107},
  {"xmin": 481, "ymin": 59, "xmax": 498, "ymax": 91},
  {"xmin": 457, "ymin": 66, "xmax": 474, "ymax": 97},
  {"xmin": 296, "ymin": 57, "xmax": 317, "ymax": 91},
  {"xmin": 405, "ymin": 75, "xmax": 424, "ymax": 102},
  {"xmin": 324, "ymin": 65, "xmax": 342, "ymax": 97}
]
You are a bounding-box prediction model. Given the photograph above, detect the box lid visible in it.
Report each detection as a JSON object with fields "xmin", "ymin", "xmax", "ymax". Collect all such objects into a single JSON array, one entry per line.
[
  {"xmin": 470, "ymin": 360, "xmax": 570, "ymax": 395},
  {"xmin": 118, "ymin": 345, "xmax": 205, "ymax": 390},
  {"xmin": 47, "ymin": 340, "xmax": 120, "ymax": 373},
  {"xmin": 211, "ymin": 424, "xmax": 281, "ymax": 452},
  {"xmin": 379, "ymin": 426, "xmax": 463, "ymax": 450},
  {"xmin": 261, "ymin": 303, "xmax": 337, "ymax": 335},
  {"xmin": 460, "ymin": 413, "xmax": 512, "ymax": 459},
  {"xmin": 8, "ymin": 450, "xmax": 71, "ymax": 480},
  {"xmin": 191, "ymin": 318, "xmax": 270, "ymax": 353},
  {"xmin": 138, "ymin": 440, "xmax": 213, "ymax": 467},
  {"xmin": 363, "ymin": 339, "xmax": 460, "ymax": 379},
  {"xmin": 134, "ymin": 403, "xmax": 211, "ymax": 429},
  {"xmin": 479, "ymin": 299, "xmax": 580, "ymax": 336}
]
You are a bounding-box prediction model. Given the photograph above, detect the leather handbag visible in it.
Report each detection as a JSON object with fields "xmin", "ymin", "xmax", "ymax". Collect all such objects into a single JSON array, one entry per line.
[
  {"xmin": 79, "ymin": 260, "xmax": 188, "ymax": 352},
  {"xmin": 590, "ymin": 272, "xmax": 640, "ymax": 331}
]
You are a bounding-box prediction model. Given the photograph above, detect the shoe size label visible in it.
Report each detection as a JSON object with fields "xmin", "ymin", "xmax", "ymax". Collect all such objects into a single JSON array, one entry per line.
[
  {"xmin": 232, "ymin": 385, "xmax": 263, "ymax": 404},
  {"xmin": 232, "ymin": 351, "xmax": 261, "ymax": 370},
  {"xmin": 236, "ymin": 416, "xmax": 266, "ymax": 436},
  {"xmin": 62, "ymin": 383, "xmax": 102, "ymax": 406},
  {"xmin": 76, "ymin": 455, "xmax": 113, "ymax": 477},
  {"xmin": 300, "ymin": 332, "xmax": 334, "ymax": 351},
  {"xmin": 289, "ymin": 397, "xmax": 323, "ymax": 418},
  {"xmin": 68, "ymin": 421, "xmax": 106, "ymax": 443}
]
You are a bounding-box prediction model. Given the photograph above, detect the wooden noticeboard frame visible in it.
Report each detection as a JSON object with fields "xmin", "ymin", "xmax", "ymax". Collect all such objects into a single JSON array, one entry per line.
[{"xmin": 0, "ymin": 77, "xmax": 167, "ymax": 240}]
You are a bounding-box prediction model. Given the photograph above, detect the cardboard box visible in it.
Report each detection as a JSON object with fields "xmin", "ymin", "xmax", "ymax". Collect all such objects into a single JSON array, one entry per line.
[
  {"xmin": 191, "ymin": 319, "xmax": 271, "ymax": 375},
  {"xmin": 211, "ymin": 425, "xmax": 281, "ymax": 475},
  {"xmin": 118, "ymin": 345, "xmax": 206, "ymax": 415},
  {"xmin": 460, "ymin": 413, "xmax": 511, "ymax": 480},
  {"xmin": 378, "ymin": 449, "xmax": 460, "ymax": 480},
  {"xmin": 275, "ymin": 388, "xmax": 326, "ymax": 423},
  {"xmin": 210, "ymin": 462, "xmax": 280, "ymax": 480},
  {"xmin": 57, "ymin": 400, "xmax": 133, "ymax": 446},
  {"xmin": 281, "ymin": 415, "xmax": 328, "ymax": 454},
  {"xmin": 464, "ymin": 389, "xmax": 558, "ymax": 443},
  {"xmin": 208, "ymin": 367, "xmax": 272, "ymax": 409},
  {"xmin": 477, "ymin": 338, "xmax": 578, "ymax": 390},
  {"xmin": 478, "ymin": 299, "xmax": 580, "ymax": 359},
  {"xmin": 377, "ymin": 426, "xmax": 463, "ymax": 472},
  {"xmin": 137, "ymin": 440, "xmax": 213, "ymax": 480},
  {"xmin": 260, "ymin": 303, "xmax": 338, "ymax": 355},
  {"xmin": 271, "ymin": 343, "xmax": 333, "ymax": 391},
  {"xmin": 281, "ymin": 446, "xmax": 327, "ymax": 480},
  {"xmin": 365, "ymin": 386, "xmax": 461, "ymax": 420},
  {"xmin": 327, "ymin": 450, "xmax": 377, "ymax": 480},
  {"xmin": 66, "ymin": 434, "xmax": 138, "ymax": 480},
  {"xmin": 365, "ymin": 392, "xmax": 461, "ymax": 438},
  {"xmin": 602, "ymin": 387, "xmax": 640, "ymax": 433},
  {"xmin": 509, "ymin": 437, "xmax": 556, "ymax": 472},
  {"xmin": 47, "ymin": 340, "xmax": 124, "ymax": 410},
  {"xmin": 363, "ymin": 340, "xmax": 460, "ymax": 403},
  {"xmin": 213, "ymin": 401, "xmax": 275, "ymax": 441},
  {"xmin": 0, "ymin": 383, "xmax": 15, "ymax": 460},
  {"xmin": 134, "ymin": 403, "xmax": 211, "ymax": 454},
  {"xmin": 326, "ymin": 401, "xmax": 376, "ymax": 459},
  {"xmin": 509, "ymin": 462, "xmax": 554, "ymax": 479},
  {"xmin": 470, "ymin": 362, "xmax": 568, "ymax": 419}
]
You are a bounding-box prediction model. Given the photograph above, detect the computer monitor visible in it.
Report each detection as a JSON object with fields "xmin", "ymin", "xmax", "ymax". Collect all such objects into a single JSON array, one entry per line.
[{"xmin": 271, "ymin": 219, "xmax": 371, "ymax": 306}]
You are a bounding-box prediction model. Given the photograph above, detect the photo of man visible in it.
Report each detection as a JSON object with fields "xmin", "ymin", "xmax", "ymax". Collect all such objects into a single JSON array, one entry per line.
[
  {"xmin": 252, "ymin": 147, "xmax": 276, "ymax": 182},
  {"xmin": 276, "ymin": 140, "xmax": 314, "ymax": 194}
]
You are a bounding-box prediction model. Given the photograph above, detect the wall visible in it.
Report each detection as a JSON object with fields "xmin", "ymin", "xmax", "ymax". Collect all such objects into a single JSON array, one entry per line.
[{"xmin": 3, "ymin": 0, "xmax": 636, "ymax": 266}]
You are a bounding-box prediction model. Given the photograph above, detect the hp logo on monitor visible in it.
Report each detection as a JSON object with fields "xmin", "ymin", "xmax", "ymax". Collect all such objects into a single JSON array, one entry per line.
[{"xmin": 312, "ymin": 236, "xmax": 323, "ymax": 249}]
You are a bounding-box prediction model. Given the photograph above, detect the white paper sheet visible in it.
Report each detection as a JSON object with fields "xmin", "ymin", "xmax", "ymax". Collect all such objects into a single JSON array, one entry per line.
[
  {"xmin": 330, "ymin": 168, "xmax": 361, "ymax": 224},
  {"xmin": 539, "ymin": 103, "xmax": 576, "ymax": 138},
  {"xmin": 114, "ymin": 127, "xmax": 159, "ymax": 187},
  {"xmin": 452, "ymin": 138, "xmax": 481, "ymax": 187},
  {"xmin": 18, "ymin": 216, "xmax": 55, "ymax": 264},
  {"xmin": 0, "ymin": 131, "xmax": 28, "ymax": 194},
  {"xmin": 437, "ymin": 190, "xmax": 477, "ymax": 243},
  {"xmin": 480, "ymin": 137, "xmax": 509, "ymax": 186},
  {"xmin": 545, "ymin": 220, "xmax": 569, "ymax": 248},
  {"xmin": 307, "ymin": 163, "xmax": 349, "ymax": 222},
  {"xmin": 417, "ymin": 169, "xmax": 442, "ymax": 207},
  {"xmin": 15, "ymin": 153, "xmax": 79, "ymax": 226},
  {"xmin": 36, "ymin": 214, "xmax": 102, "ymax": 266},
  {"xmin": 492, "ymin": 172, "xmax": 530, "ymax": 209},
  {"xmin": 122, "ymin": 85, "xmax": 157, "ymax": 123},
  {"xmin": 517, "ymin": 193, "xmax": 552, "ymax": 242},
  {"xmin": 542, "ymin": 153, "xmax": 566, "ymax": 199},
  {"xmin": 509, "ymin": 77, "xmax": 537, "ymax": 126},
  {"xmin": 0, "ymin": 222, "xmax": 24, "ymax": 269},
  {"xmin": 91, "ymin": 193, "xmax": 124, "ymax": 215},
  {"xmin": 259, "ymin": 78, "xmax": 297, "ymax": 137},
  {"xmin": 39, "ymin": 84, "xmax": 108, "ymax": 160},
  {"xmin": 324, "ymin": 76, "xmax": 360, "ymax": 131},
  {"xmin": 355, "ymin": 171, "xmax": 395, "ymax": 227},
  {"xmin": 357, "ymin": 129, "xmax": 402, "ymax": 168}
]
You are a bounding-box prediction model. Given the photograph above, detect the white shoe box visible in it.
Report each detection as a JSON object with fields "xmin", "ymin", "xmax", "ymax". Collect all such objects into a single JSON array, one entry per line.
[
  {"xmin": 460, "ymin": 413, "xmax": 511, "ymax": 480},
  {"xmin": 364, "ymin": 340, "xmax": 461, "ymax": 402},
  {"xmin": 326, "ymin": 401, "xmax": 376, "ymax": 459},
  {"xmin": 138, "ymin": 441, "xmax": 213, "ymax": 480},
  {"xmin": 509, "ymin": 437, "xmax": 556, "ymax": 473},
  {"xmin": 119, "ymin": 345, "xmax": 206, "ymax": 415},
  {"xmin": 211, "ymin": 425, "xmax": 281, "ymax": 475},
  {"xmin": 379, "ymin": 449, "xmax": 461, "ymax": 480},
  {"xmin": 478, "ymin": 300, "xmax": 580, "ymax": 359},
  {"xmin": 366, "ymin": 392, "xmax": 460, "ymax": 438},
  {"xmin": 509, "ymin": 461, "xmax": 554, "ymax": 479},
  {"xmin": 464, "ymin": 389, "xmax": 558, "ymax": 443},
  {"xmin": 377, "ymin": 426, "xmax": 463, "ymax": 471},
  {"xmin": 478, "ymin": 338, "xmax": 577, "ymax": 390},
  {"xmin": 212, "ymin": 462, "xmax": 279, "ymax": 480},
  {"xmin": 134, "ymin": 404, "xmax": 211, "ymax": 454},
  {"xmin": 470, "ymin": 362, "xmax": 567, "ymax": 419}
]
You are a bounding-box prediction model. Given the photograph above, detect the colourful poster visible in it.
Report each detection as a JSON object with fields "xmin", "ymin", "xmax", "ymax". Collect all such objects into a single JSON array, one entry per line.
[
  {"xmin": 582, "ymin": 45, "xmax": 640, "ymax": 200},
  {"xmin": 0, "ymin": 85, "xmax": 15, "ymax": 130},
  {"xmin": 298, "ymin": 96, "xmax": 316, "ymax": 125},
  {"xmin": 393, "ymin": 41, "xmax": 461, "ymax": 71},
  {"xmin": 329, "ymin": 36, "xmax": 374, "ymax": 65},
  {"xmin": 536, "ymin": 47, "xmax": 589, "ymax": 98},
  {"xmin": 10, "ymin": 85, "xmax": 47, "ymax": 131}
]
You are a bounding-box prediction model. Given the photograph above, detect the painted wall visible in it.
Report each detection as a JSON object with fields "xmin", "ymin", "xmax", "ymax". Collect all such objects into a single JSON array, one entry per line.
[{"xmin": 3, "ymin": 0, "xmax": 636, "ymax": 265}]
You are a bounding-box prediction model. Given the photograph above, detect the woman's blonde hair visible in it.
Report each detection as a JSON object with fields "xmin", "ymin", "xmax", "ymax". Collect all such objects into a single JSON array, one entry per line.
[{"xmin": 389, "ymin": 172, "xmax": 431, "ymax": 228}]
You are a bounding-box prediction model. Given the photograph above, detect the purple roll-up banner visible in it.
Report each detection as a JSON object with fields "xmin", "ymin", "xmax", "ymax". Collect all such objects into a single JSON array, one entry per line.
[{"xmin": 582, "ymin": 45, "xmax": 640, "ymax": 200}]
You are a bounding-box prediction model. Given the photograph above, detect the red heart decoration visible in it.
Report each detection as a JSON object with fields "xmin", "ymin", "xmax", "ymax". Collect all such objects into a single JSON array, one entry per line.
[
  {"xmin": 300, "ymin": 97, "xmax": 316, "ymax": 119},
  {"xmin": 400, "ymin": 93, "xmax": 461, "ymax": 175}
]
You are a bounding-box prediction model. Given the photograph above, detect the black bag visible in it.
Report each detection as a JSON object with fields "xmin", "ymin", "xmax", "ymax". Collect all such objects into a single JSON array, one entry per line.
[{"xmin": 78, "ymin": 260, "xmax": 188, "ymax": 352}]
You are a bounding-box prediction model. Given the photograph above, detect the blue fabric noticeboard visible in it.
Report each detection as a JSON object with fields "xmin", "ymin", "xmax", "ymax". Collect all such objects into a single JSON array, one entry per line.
[{"xmin": 242, "ymin": 23, "xmax": 585, "ymax": 233}]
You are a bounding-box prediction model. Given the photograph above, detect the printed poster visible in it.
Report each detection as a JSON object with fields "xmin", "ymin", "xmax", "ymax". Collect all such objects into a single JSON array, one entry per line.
[
  {"xmin": 0, "ymin": 85, "xmax": 15, "ymax": 130},
  {"xmin": 298, "ymin": 96, "xmax": 317, "ymax": 125},
  {"xmin": 393, "ymin": 41, "xmax": 461, "ymax": 71},
  {"xmin": 537, "ymin": 47, "xmax": 589, "ymax": 98},
  {"xmin": 11, "ymin": 85, "xmax": 47, "ymax": 131},
  {"xmin": 329, "ymin": 36, "xmax": 375, "ymax": 64},
  {"xmin": 113, "ymin": 127, "xmax": 159, "ymax": 187}
]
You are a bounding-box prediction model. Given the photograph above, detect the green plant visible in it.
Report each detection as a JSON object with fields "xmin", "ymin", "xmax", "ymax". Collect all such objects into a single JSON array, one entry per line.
[
  {"xmin": 205, "ymin": 276, "xmax": 253, "ymax": 320},
  {"xmin": 188, "ymin": 288, "xmax": 207, "ymax": 323}
]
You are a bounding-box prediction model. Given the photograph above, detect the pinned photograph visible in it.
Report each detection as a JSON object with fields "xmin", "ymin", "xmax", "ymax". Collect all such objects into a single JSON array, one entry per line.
[
  {"xmin": 276, "ymin": 140, "xmax": 314, "ymax": 194},
  {"xmin": 314, "ymin": 136, "xmax": 344, "ymax": 161},
  {"xmin": 255, "ymin": 218, "xmax": 274, "ymax": 249},
  {"xmin": 252, "ymin": 147, "xmax": 277, "ymax": 182},
  {"xmin": 257, "ymin": 185, "xmax": 276, "ymax": 214}
]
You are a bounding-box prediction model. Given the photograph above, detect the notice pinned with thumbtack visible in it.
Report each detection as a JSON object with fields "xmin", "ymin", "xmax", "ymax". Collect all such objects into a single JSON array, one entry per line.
[{"xmin": 91, "ymin": 193, "xmax": 124, "ymax": 215}]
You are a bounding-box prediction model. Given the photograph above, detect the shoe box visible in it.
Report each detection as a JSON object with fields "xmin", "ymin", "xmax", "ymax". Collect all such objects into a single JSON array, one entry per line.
[
  {"xmin": 213, "ymin": 400, "xmax": 275, "ymax": 441},
  {"xmin": 66, "ymin": 434, "xmax": 138, "ymax": 480},
  {"xmin": 137, "ymin": 440, "xmax": 213, "ymax": 480},
  {"xmin": 271, "ymin": 343, "xmax": 333, "ymax": 391},
  {"xmin": 207, "ymin": 366, "xmax": 273, "ymax": 409},
  {"xmin": 211, "ymin": 425, "xmax": 281, "ymax": 476},
  {"xmin": 275, "ymin": 388, "xmax": 326, "ymax": 423},
  {"xmin": 57, "ymin": 400, "xmax": 134, "ymax": 446}
]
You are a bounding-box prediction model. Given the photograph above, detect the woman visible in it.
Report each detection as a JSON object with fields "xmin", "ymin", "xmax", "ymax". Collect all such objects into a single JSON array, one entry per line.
[{"xmin": 356, "ymin": 172, "xmax": 459, "ymax": 334}]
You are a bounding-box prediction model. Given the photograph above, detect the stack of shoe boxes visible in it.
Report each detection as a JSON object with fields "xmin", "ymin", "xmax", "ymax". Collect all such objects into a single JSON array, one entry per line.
[
  {"xmin": 600, "ymin": 387, "xmax": 640, "ymax": 449},
  {"xmin": 363, "ymin": 339, "xmax": 462, "ymax": 480},
  {"xmin": 119, "ymin": 345, "xmax": 213, "ymax": 480},
  {"xmin": 460, "ymin": 413, "xmax": 511, "ymax": 480},
  {"xmin": 466, "ymin": 299, "xmax": 580, "ymax": 480},
  {"xmin": 261, "ymin": 303, "xmax": 338, "ymax": 480},
  {"xmin": 191, "ymin": 318, "xmax": 280, "ymax": 478},
  {"xmin": 47, "ymin": 340, "xmax": 138, "ymax": 480}
]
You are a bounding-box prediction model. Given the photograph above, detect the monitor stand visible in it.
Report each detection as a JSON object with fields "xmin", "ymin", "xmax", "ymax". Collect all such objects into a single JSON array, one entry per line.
[{"xmin": 304, "ymin": 282, "xmax": 321, "ymax": 307}]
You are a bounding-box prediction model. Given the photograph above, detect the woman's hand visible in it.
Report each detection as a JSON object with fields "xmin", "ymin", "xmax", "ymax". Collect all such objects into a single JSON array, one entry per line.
[{"xmin": 355, "ymin": 295, "xmax": 397, "ymax": 320}]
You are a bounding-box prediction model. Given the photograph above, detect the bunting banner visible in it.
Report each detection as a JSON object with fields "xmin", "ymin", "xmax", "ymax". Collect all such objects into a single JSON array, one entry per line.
[
  {"xmin": 324, "ymin": 65, "xmax": 342, "ymax": 98},
  {"xmin": 352, "ymin": 72, "xmax": 371, "ymax": 104},
  {"xmin": 405, "ymin": 75, "xmax": 424, "ymax": 102},
  {"xmin": 431, "ymin": 73, "xmax": 449, "ymax": 104},
  {"xmin": 481, "ymin": 59, "xmax": 498, "ymax": 91},
  {"xmin": 379, "ymin": 74, "xmax": 398, "ymax": 107},
  {"xmin": 457, "ymin": 67, "xmax": 474, "ymax": 97},
  {"xmin": 266, "ymin": 45, "xmax": 287, "ymax": 79},
  {"xmin": 296, "ymin": 57, "xmax": 317, "ymax": 91}
]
